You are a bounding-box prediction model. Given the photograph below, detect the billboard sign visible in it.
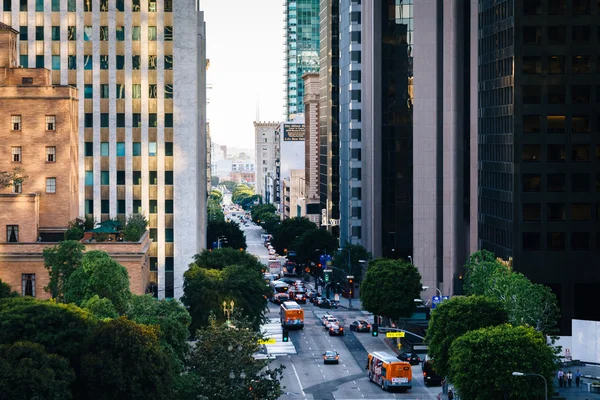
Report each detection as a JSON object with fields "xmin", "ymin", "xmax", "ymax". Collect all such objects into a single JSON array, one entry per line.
[{"xmin": 283, "ymin": 124, "xmax": 305, "ymax": 141}]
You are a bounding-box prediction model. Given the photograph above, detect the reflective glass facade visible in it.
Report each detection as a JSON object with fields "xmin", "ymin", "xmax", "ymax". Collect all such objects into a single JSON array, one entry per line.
[{"xmin": 284, "ymin": 0, "xmax": 320, "ymax": 118}]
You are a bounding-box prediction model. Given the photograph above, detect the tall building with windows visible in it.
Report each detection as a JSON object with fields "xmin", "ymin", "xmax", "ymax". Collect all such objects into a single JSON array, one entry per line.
[
  {"xmin": 339, "ymin": 0, "xmax": 362, "ymax": 245},
  {"xmin": 477, "ymin": 0, "xmax": 600, "ymax": 334},
  {"xmin": 0, "ymin": 0, "xmax": 207, "ymax": 299},
  {"xmin": 284, "ymin": 0, "xmax": 320, "ymax": 119},
  {"xmin": 254, "ymin": 121, "xmax": 280, "ymax": 202}
]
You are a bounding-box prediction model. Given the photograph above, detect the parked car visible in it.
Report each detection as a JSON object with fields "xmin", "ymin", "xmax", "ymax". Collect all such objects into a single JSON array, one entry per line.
[
  {"xmin": 323, "ymin": 350, "xmax": 339, "ymax": 365},
  {"xmin": 397, "ymin": 352, "xmax": 421, "ymax": 366},
  {"xmin": 329, "ymin": 325, "xmax": 344, "ymax": 336},
  {"xmin": 349, "ymin": 320, "xmax": 371, "ymax": 333}
]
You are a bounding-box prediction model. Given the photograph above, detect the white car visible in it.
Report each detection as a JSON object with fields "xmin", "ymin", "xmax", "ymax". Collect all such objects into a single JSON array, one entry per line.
[
  {"xmin": 324, "ymin": 317, "xmax": 339, "ymax": 329},
  {"xmin": 321, "ymin": 314, "xmax": 334, "ymax": 325},
  {"xmin": 269, "ymin": 249, "xmax": 276, "ymax": 255}
]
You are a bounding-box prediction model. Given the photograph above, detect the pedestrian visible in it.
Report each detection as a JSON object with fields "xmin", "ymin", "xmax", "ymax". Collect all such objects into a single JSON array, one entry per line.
[
  {"xmin": 448, "ymin": 389, "xmax": 454, "ymax": 400},
  {"xmin": 575, "ymin": 370, "xmax": 582, "ymax": 388},
  {"xmin": 568, "ymin": 370, "xmax": 573, "ymax": 387},
  {"xmin": 558, "ymin": 369, "xmax": 564, "ymax": 388},
  {"xmin": 441, "ymin": 378, "xmax": 447, "ymax": 394}
]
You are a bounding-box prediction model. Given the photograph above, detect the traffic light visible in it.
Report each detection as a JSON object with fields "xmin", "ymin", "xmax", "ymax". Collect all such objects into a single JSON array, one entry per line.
[
  {"xmin": 324, "ymin": 272, "xmax": 330, "ymax": 282},
  {"xmin": 372, "ymin": 323, "xmax": 379, "ymax": 337},
  {"xmin": 282, "ymin": 329, "xmax": 289, "ymax": 342},
  {"xmin": 348, "ymin": 278, "xmax": 353, "ymax": 284}
]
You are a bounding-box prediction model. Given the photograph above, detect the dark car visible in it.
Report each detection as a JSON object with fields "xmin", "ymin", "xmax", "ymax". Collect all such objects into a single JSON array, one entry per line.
[
  {"xmin": 397, "ymin": 352, "xmax": 421, "ymax": 365},
  {"xmin": 423, "ymin": 360, "xmax": 444, "ymax": 386},
  {"xmin": 294, "ymin": 292, "xmax": 307, "ymax": 304},
  {"xmin": 318, "ymin": 299, "xmax": 333, "ymax": 309},
  {"xmin": 323, "ymin": 350, "xmax": 339, "ymax": 364},
  {"xmin": 328, "ymin": 325, "xmax": 344, "ymax": 336},
  {"xmin": 349, "ymin": 320, "xmax": 371, "ymax": 333}
]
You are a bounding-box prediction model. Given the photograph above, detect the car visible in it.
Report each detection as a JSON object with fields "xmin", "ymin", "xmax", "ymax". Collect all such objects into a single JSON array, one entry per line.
[
  {"xmin": 423, "ymin": 360, "xmax": 444, "ymax": 386},
  {"xmin": 323, "ymin": 350, "xmax": 339, "ymax": 364},
  {"xmin": 311, "ymin": 296, "xmax": 323, "ymax": 305},
  {"xmin": 397, "ymin": 352, "xmax": 421, "ymax": 365},
  {"xmin": 320, "ymin": 313, "xmax": 334, "ymax": 325},
  {"xmin": 324, "ymin": 317, "xmax": 339, "ymax": 329},
  {"xmin": 329, "ymin": 325, "xmax": 344, "ymax": 336},
  {"xmin": 294, "ymin": 293, "xmax": 307, "ymax": 304},
  {"xmin": 318, "ymin": 299, "xmax": 334, "ymax": 309},
  {"xmin": 349, "ymin": 320, "xmax": 371, "ymax": 333},
  {"xmin": 269, "ymin": 249, "xmax": 276, "ymax": 255}
]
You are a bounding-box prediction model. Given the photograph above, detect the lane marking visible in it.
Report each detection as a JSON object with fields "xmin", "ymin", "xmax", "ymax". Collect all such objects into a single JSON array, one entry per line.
[{"xmin": 290, "ymin": 360, "xmax": 306, "ymax": 397}]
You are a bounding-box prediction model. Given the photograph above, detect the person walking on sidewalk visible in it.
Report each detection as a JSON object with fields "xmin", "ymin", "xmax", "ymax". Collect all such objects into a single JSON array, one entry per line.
[
  {"xmin": 558, "ymin": 369, "xmax": 564, "ymax": 387},
  {"xmin": 447, "ymin": 389, "xmax": 454, "ymax": 400},
  {"xmin": 567, "ymin": 370, "xmax": 573, "ymax": 387},
  {"xmin": 575, "ymin": 370, "xmax": 582, "ymax": 388}
]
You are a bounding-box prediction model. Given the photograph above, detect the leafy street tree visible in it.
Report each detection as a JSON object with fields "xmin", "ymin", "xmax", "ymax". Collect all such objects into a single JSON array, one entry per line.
[
  {"xmin": 220, "ymin": 180, "xmax": 237, "ymax": 192},
  {"xmin": 211, "ymin": 175, "xmax": 219, "ymax": 187},
  {"xmin": 360, "ymin": 258, "xmax": 423, "ymax": 320},
  {"xmin": 208, "ymin": 197, "xmax": 225, "ymax": 222},
  {"xmin": 80, "ymin": 317, "xmax": 174, "ymax": 400},
  {"xmin": 232, "ymin": 184, "xmax": 254, "ymax": 204},
  {"xmin": 207, "ymin": 219, "xmax": 247, "ymax": 250},
  {"xmin": 81, "ymin": 295, "xmax": 119, "ymax": 319},
  {"xmin": 182, "ymin": 264, "xmax": 270, "ymax": 332},
  {"xmin": 463, "ymin": 250, "xmax": 510, "ymax": 296},
  {"xmin": 0, "ymin": 279, "xmax": 18, "ymax": 298},
  {"xmin": 63, "ymin": 250, "xmax": 131, "ymax": 314},
  {"xmin": 184, "ymin": 317, "xmax": 285, "ymax": 400},
  {"xmin": 0, "ymin": 341, "xmax": 75, "ymax": 400},
  {"xmin": 291, "ymin": 229, "xmax": 338, "ymax": 267},
  {"xmin": 121, "ymin": 213, "xmax": 149, "ymax": 242},
  {"xmin": 126, "ymin": 294, "xmax": 192, "ymax": 368},
  {"xmin": 332, "ymin": 243, "xmax": 372, "ymax": 283},
  {"xmin": 251, "ymin": 203, "xmax": 277, "ymax": 224},
  {"xmin": 43, "ymin": 240, "xmax": 86, "ymax": 301},
  {"xmin": 449, "ymin": 324, "xmax": 556, "ymax": 400},
  {"xmin": 0, "ymin": 166, "xmax": 28, "ymax": 188},
  {"xmin": 210, "ymin": 189, "xmax": 223, "ymax": 202},
  {"xmin": 191, "ymin": 248, "xmax": 264, "ymax": 272},
  {"xmin": 424, "ymin": 296, "xmax": 509, "ymax": 377},
  {"xmin": 271, "ymin": 217, "xmax": 317, "ymax": 255}
]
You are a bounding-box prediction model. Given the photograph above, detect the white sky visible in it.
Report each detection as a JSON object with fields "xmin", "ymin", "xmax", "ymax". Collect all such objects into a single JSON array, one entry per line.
[{"xmin": 202, "ymin": 0, "xmax": 284, "ymax": 149}]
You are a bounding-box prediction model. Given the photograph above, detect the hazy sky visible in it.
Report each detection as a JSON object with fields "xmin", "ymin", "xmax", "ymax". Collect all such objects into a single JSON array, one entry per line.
[{"xmin": 201, "ymin": 0, "xmax": 284, "ymax": 149}]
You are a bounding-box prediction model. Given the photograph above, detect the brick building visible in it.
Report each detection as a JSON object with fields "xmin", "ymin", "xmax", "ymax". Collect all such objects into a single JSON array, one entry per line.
[{"xmin": 0, "ymin": 24, "xmax": 149, "ymax": 298}]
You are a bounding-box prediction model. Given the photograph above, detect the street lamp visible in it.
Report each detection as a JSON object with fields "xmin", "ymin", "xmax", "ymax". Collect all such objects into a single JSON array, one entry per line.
[
  {"xmin": 422, "ymin": 285, "xmax": 443, "ymax": 297},
  {"xmin": 512, "ymin": 372, "xmax": 547, "ymax": 400},
  {"xmin": 223, "ymin": 300, "xmax": 235, "ymax": 322},
  {"xmin": 337, "ymin": 247, "xmax": 353, "ymax": 309},
  {"xmin": 408, "ymin": 255, "xmax": 412, "ymax": 264}
]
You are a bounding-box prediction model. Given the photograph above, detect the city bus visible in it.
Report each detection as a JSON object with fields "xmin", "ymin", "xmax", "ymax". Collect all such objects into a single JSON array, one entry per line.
[
  {"xmin": 280, "ymin": 301, "xmax": 304, "ymax": 329},
  {"xmin": 366, "ymin": 351, "xmax": 412, "ymax": 392}
]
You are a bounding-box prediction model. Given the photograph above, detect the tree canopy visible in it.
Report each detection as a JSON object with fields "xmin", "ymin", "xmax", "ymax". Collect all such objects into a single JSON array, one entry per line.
[
  {"xmin": 232, "ymin": 184, "xmax": 254, "ymax": 205},
  {"xmin": 331, "ymin": 243, "xmax": 372, "ymax": 283},
  {"xmin": 220, "ymin": 180, "xmax": 237, "ymax": 192},
  {"xmin": 251, "ymin": 203, "xmax": 279, "ymax": 234},
  {"xmin": 425, "ymin": 296, "xmax": 509, "ymax": 377},
  {"xmin": 43, "ymin": 240, "xmax": 86, "ymax": 301},
  {"xmin": 63, "ymin": 250, "xmax": 132, "ymax": 314},
  {"xmin": 209, "ymin": 189, "xmax": 223, "ymax": 202},
  {"xmin": 0, "ymin": 279, "xmax": 18, "ymax": 299},
  {"xmin": 0, "ymin": 166, "xmax": 28, "ymax": 188},
  {"xmin": 121, "ymin": 213, "xmax": 149, "ymax": 242},
  {"xmin": 290, "ymin": 228, "xmax": 339, "ymax": 268},
  {"xmin": 360, "ymin": 258, "xmax": 423, "ymax": 320},
  {"xmin": 271, "ymin": 217, "xmax": 317, "ymax": 255},
  {"xmin": 207, "ymin": 220, "xmax": 247, "ymax": 250},
  {"xmin": 191, "ymin": 248, "xmax": 264, "ymax": 272},
  {"xmin": 211, "ymin": 175, "xmax": 220, "ymax": 187},
  {"xmin": 184, "ymin": 317, "xmax": 285, "ymax": 400},
  {"xmin": 0, "ymin": 341, "xmax": 75, "ymax": 400},
  {"xmin": 449, "ymin": 324, "xmax": 556, "ymax": 400}
]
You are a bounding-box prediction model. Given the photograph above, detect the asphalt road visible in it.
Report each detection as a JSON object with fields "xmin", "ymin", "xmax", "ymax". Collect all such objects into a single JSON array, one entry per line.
[{"xmin": 236, "ymin": 218, "xmax": 441, "ymax": 400}]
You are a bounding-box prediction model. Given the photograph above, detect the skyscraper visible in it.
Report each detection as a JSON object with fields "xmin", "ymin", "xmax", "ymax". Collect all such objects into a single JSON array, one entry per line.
[
  {"xmin": 478, "ymin": 0, "xmax": 600, "ymax": 334},
  {"xmin": 0, "ymin": 0, "xmax": 207, "ymax": 299},
  {"xmin": 284, "ymin": 0, "xmax": 320, "ymax": 119}
]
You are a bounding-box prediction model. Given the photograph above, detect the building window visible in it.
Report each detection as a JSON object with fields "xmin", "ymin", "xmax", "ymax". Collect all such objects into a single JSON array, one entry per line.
[
  {"xmin": 523, "ymin": 115, "xmax": 540, "ymax": 133},
  {"xmin": 572, "ymin": 232, "xmax": 590, "ymax": 250},
  {"xmin": 117, "ymin": 200, "xmax": 126, "ymax": 214},
  {"xmin": 132, "ymin": 0, "xmax": 140, "ymax": 11},
  {"xmin": 116, "ymin": 86, "xmax": 125, "ymax": 100},
  {"xmin": 84, "ymin": 113, "xmax": 93, "ymax": 128},
  {"xmin": 572, "ymin": 145, "xmax": 590, "ymax": 162},
  {"xmin": 116, "ymin": 0, "xmax": 124, "ymax": 11},
  {"xmin": 19, "ymin": 56, "xmax": 28, "ymax": 68},
  {"xmin": 547, "ymin": 116, "xmax": 565, "ymax": 133},
  {"xmin": 547, "ymin": 26, "xmax": 566, "ymax": 44},
  {"xmin": 132, "ymin": 113, "xmax": 141, "ymax": 127},
  {"xmin": 132, "ymin": 26, "xmax": 141, "ymax": 41},
  {"xmin": 116, "ymin": 112, "xmax": 125, "ymax": 126},
  {"xmin": 117, "ymin": 171, "xmax": 125, "ymax": 185},
  {"xmin": 84, "ymin": 55, "xmax": 92, "ymax": 70},
  {"xmin": 132, "ymin": 142, "xmax": 141, "ymax": 156},
  {"xmin": 100, "ymin": 26, "xmax": 108, "ymax": 41},
  {"xmin": 116, "ymin": 55, "xmax": 124, "ymax": 70},
  {"xmin": 165, "ymin": 84, "xmax": 173, "ymax": 98},
  {"xmin": 101, "ymin": 200, "xmax": 109, "ymax": 214},
  {"xmin": 116, "ymin": 26, "xmax": 125, "ymax": 41},
  {"xmin": 46, "ymin": 177, "xmax": 56, "ymax": 194},
  {"xmin": 21, "ymin": 273, "xmax": 35, "ymax": 296},
  {"xmin": 100, "ymin": 0, "xmax": 108, "ymax": 11},
  {"xmin": 149, "ymin": 171, "xmax": 157, "ymax": 185},
  {"xmin": 548, "ymin": 85, "xmax": 565, "ymax": 104},
  {"xmin": 85, "ymin": 171, "xmax": 94, "ymax": 186},
  {"xmin": 100, "ymin": 55, "xmax": 109, "ymax": 70},
  {"xmin": 116, "ymin": 142, "xmax": 125, "ymax": 157},
  {"xmin": 132, "ymin": 84, "xmax": 141, "ymax": 99},
  {"xmin": 149, "ymin": 200, "xmax": 157, "ymax": 214},
  {"xmin": 165, "ymin": 200, "xmax": 173, "ymax": 214},
  {"xmin": 165, "ymin": 142, "xmax": 173, "ymax": 156},
  {"xmin": 19, "ymin": 26, "xmax": 27, "ymax": 40},
  {"xmin": 11, "ymin": 146, "xmax": 21, "ymax": 162},
  {"xmin": 522, "ymin": 174, "xmax": 541, "ymax": 192},
  {"xmin": 148, "ymin": 142, "xmax": 157, "ymax": 157},
  {"xmin": 522, "ymin": 232, "xmax": 540, "ymax": 250},
  {"xmin": 572, "ymin": 26, "xmax": 591, "ymax": 44},
  {"xmin": 547, "ymin": 145, "xmax": 566, "ymax": 162},
  {"xmin": 11, "ymin": 115, "xmax": 21, "ymax": 131},
  {"xmin": 84, "ymin": 85, "xmax": 93, "ymax": 99},
  {"xmin": 522, "ymin": 145, "xmax": 540, "ymax": 162},
  {"xmin": 164, "ymin": 0, "xmax": 172, "ymax": 11},
  {"xmin": 68, "ymin": 26, "xmax": 76, "ymax": 41},
  {"xmin": 85, "ymin": 200, "xmax": 93, "ymax": 214},
  {"xmin": 52, "ymin": 55, "xmax": 61, "ymax": 70},
  {"xmin": 132, "ymin": 55, "xmax": 141, "ymax": 70},
  {"xmin": 85, "ymin": 142, "xmax": 93, "ymax": 156},
  {"xmin": 100, "ymin": 143, "xmax": 109, "ymax": 156},
  {"xmin": 133, "ymin": 200, "xmax": 142, "ymax": 214},
  {"xmin": 573, "ymin": 0, "xmax": 590, "ymax": 14},
  {"xmin": 52, "ymin": 26, "xmax": 60, "ymax": 40},
  {"xmin": 165, "ymin": 171, "xmax": 173, "ymax": 185},
  {"xmin": 35, "ymin": 26, "xmax": 44, "ymax": 40},
  {"xmin": 148, "ymin": 0, "xmax": 156, "ymax": 11},
  {"xmin": 572, "ymin": 115, "xmax": 590, "ymax": 133},
  {"xmin": 547, "ymin": 174, "xmax": 566, "ymax": 192},
  {"xmin": 51, "ymin": 0, "xmax": 59, "ymax": 11},
  {"xmin": 149, "ymin": 113, "xmax": 157, "ymax": 127},
  {"xmin": 46, "ymin": 146, "xmax": 56, "ymax": 162},
  {"xmin": 100, "ymin": 84, "xmax": 109, "ymax": 99},
  {"xmin": 148, "ymin": 26, "xmax": 157, "ymax": 41},
  {"xmin": 133, "ymin": 171, "xmax": 141, "ymax": 185},
  {"xmin": 165, "ymin": 228, "xmax": 174, "ymax": 243},
  {"xmin": 68, "ymin": 55, "xmax": 77, "ymax": 70},
  {"xmin": 164, "ymin": 26, "xmax": 173, "ymax": 41},
  {"xmin": 572, "ymin": 203, "xmax": 591, "ymax": 221},
  {"xmin": 548, "ymin": 0, "xmax": 566, "ymax": 14},
  {"xmin": 101, "ymin": 171, "xmax": 109, "ymax": 186},
  {"xmin": 84, "ymin": 26, "xmax": 92, "ymax": 41},
  {"xmin": 7, "ymin": 225, "xmax": 18, "ymax": 242},
  {"xmin": 149, "ymin": 55, "xmax": 157, "ymax": 70},
  {"xmin": 46, "ymin": 115, "xmax": 56, "ymax": 131},
  {"xmin": 572, "ymin": 173, "xmax": 590, "ymax": 192},
  {"xmin": 547, "ymin": 203, "xmax": 565, "ymax": 221},
  {"xmin": 165, "ymin": 55, "xmax": 173, "ymax": 70},
  {"xmin": 12, "ymin": 180, "xmax": 21, "ymax": 193},
  {"xmin": 165, "ymin": 113, "xmax": 173, "ymax": 127},
  {"xmin": 522, "ymin": 85, "xmax": 541, "ymax": 104},
  {"xmin": 573, "ymin": 56, "xmax": 591, "ymax": 73},
  {"xmin": 522, "ymin": 203, "xmax": 540, "ymax": 221},
  {"xmin": 547, "ymin": 232, "xmax": 566, "ymax": 250},
  {"xmin": 522, "ymin": 56, "xmax": 541, "ymax": 74},
  {"xmin": 149, "ymin": 84, "xmax": 157, "ymax": 99},
  {"xmin": 149, "ymin": 228, "xmax": 157, "ymax": 241}
]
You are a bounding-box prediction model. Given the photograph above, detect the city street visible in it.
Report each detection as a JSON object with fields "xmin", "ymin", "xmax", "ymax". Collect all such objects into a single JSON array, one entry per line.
[{"xmin": 238, "ymin": 219, "xmax": 441, "ymax": 400}]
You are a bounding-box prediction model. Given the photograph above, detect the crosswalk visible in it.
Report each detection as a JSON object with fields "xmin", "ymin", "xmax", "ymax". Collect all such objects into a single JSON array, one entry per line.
[{"xmin": 258, "ymin": 319, "xmax": 297, "ymax": 358}]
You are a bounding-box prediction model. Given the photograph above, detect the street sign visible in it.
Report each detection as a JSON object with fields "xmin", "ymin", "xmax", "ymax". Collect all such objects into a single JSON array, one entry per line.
[
  {"xmin": 258, "ymin": 338, "xmax": 276, "ymax": 345},
  {"xmin": 386, "ymin": 332, "xmax": 405, "ymax": 338},
  {"xmin": 346, "ymin": 275, "xmax": 354, "ymax": 279},
  {"xmin": 431, "ymin": 295, "xmax": 441, "ymax": 309},
  {"xmin": 288, "ymin": 251, "xmax": 296, "ymax": 257},
  {"xmin": 323, "ymin": 269, "xmax": 332, "ymax": 273}
]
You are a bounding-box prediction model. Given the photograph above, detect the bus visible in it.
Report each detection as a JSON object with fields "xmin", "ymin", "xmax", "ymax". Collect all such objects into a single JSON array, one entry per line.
[
  {"xmin": 280, "ymin": 301, "xmax": 304, "ymax": 329},
  {"xmin": 366, "ymin": 351, "xmax": 412, "ymax": 392}
]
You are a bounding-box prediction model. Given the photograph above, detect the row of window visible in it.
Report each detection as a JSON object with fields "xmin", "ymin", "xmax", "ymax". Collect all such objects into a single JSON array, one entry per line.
[
  {"xmin": 523, "ymin": 173, "xmax": 600, "ymax": 192},
  {"xmin": 83, "ymin": 199, "xmax": 174, "ymax": 215},
  {"xmin": 522, "ymin": 144, "xmax": 600, "ymax": 163},
  {"xmin": 84, "ymin": 142, "xmax": 174, "ymax": 157},
  {"xmin": 84, "ymin": 170, "xmax": 173, "ymax": 186},
  {"xmin": 523, "ymin": 202, "xmax": 600, "ymax": 221},
  {"xmin": 523, "ymin": 25, "xmax": 600, "ymax": 45},
  {"xmin": 10, "ymin": 178, "xmax": 55, "ymax": 194},
  {"xmin": 522, "ymin": 85, "xmax": 600, "ymax": 104},
  {"xmin": 83, "ymin": 84, "xmax": 173, "ymax": 99},
  {"xmin": 522, "ymin": 115, "xmax": 600, "ymax": 134},
  {"xmin": 84, "ymin": 113, "xmax": 173, "ymax": 128},
  {"xmin": 9, "ymin": 115, "xmax": 54, "ymax": 131},
  {"xmin": 4, "ymin": 0, "xmax": 173, "ymax": 12},
  {"xmin": 523, "ymin": 55, "xmax": 600, "ymax": 75},
  {"xmin": 522, "ymin": 231, "xmax": 600, "ymax": 251},
  {"xmin": 33, "ymin": 54, "xmax": 174, "ymax": 71},
  {"xmin": 9, "ymin": 146, "xmax": 56, "ymax": 163},
  {"xmin": 523, "ymin": 0, "xmax": 600, "ymax": 15},
  {"xmin": 21, "ymin": 25, "xmax": 173, "ymax": 42}
]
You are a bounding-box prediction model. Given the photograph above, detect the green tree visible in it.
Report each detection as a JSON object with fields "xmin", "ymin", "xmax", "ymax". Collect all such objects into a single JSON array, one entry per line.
[
  {"xmin": 64, "ymin": 219, "xmax": 85, "ymax": 240},
  {"xmin": 63, "ymin": 250, "xmax": 132, "ymax": 314},
  {"xmin": 232, "ymin": 184, "xmax": 254, "ymax": 205},
  {"xmin": 463, "ymin": 250, "xmax": 509, "ymax": 296},
  {"xmin": 207, "ymin": 220, "xmax": 247, "ymax": 250},
  {"xmin": 80, "ymin": 317, "xmax": 174, "ymax": 400},
  {"xmin": 221, "ymin": 180, "xmax": 237, "ymax": 192},
  {"xmin": 291, "ymin": 229, "xmax": 338, "ymax": 267},
  {"xmin": 185, "ymin": 317, "xmax": 285, "ymax": 400},
  {"xmin": 81, "ymin": 295, "xmax": 119, "ymax": 319},
  {"xmin": 0, "ymin": 166, "xmax": 28, "ymax": 188},
  {"xmin": 332, "ymin": 243, "xmax": 372, "ymax": 283},
  {"xmin": 251, "ymin": 203, "xmax": 277, "ymax": 224},
  {"xmin": 271, "ymin": 217, "xmax": 317, "ymax": 255},
  {"xmin": 121, "ymin": 213, "xmax": 148, "ymax": 242},
  {"xmin": 0, "ymin": 341, "xmax": 75, "ymax": 400},
  {"xmin": 208, "ymin": 197, "xmax": 226, "ymax": 222},
  {"xmin": 182, "ymin": 264, "xmax": 270, "ymax": 333},
  {"xmin": 209, "ymin": 189, "xmax": 223, "ymax": 202},
  {"xmin": 43, "ymin": 240, "xmax": 86, "ymax": 301},
  {"xmin": 424, "ymin": 296, "xmax": 509, "ymax": 377},
  {"xmin": 0, "ymin": 279, "xmax": 18, "ymax": 298},
  {"xmin": 191, "ymin": 248, "xmax": 264, "ymax": 272},
  {"xmin": 360, "ymin": 258, "xmax": 423, "ymax": 320},
  {"xmin": 211, "ymin": 175, "xmax": 220, "ymax": 187},
  {"xmin": 449, "ymin": 324, "xmax": 556, "ymax": 400},
  {"xmin": 126, "ymin": 294, "xmax": 191, "ymax": 369}
]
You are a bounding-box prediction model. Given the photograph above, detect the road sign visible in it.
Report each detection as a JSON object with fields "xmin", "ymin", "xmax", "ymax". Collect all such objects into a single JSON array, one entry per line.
[
  {"xmin": 346, "ymin": 275, "xmax": 354, "ymax": 279},
  {"xmin": 323, "ymin": 269, "xmax": 332, "ymax": 273},
  {"xmin": 386, "ymin": 332, "xmax": 406, "ymax": 338},
  {"xmin": 258, "ymin": 338, "xmax": 276, "ymax": 345}
]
